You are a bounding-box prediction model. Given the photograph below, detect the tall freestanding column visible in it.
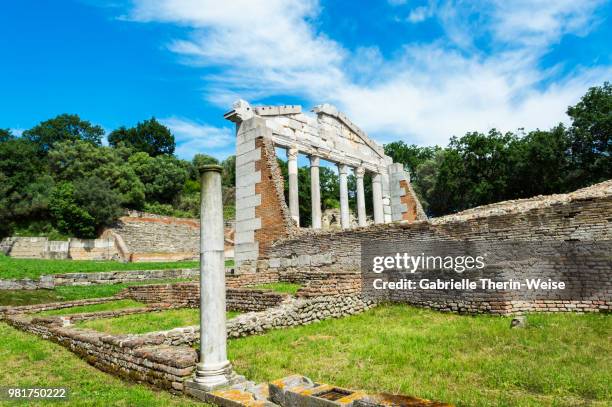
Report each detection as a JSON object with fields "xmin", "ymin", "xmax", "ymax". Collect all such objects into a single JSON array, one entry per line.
[
  {"xmin": 193, "ymin": 164, "xmax": 231, "ymax": 390},
  {"xmin": 372, "ymin": 173, "xmax": 384, "ymax": 224},
  {"xmin": 338, "ymin": 164, "xmax": 350, "ymax": 229},
  {"xmin": 355, "ymin": 167, "xmax": 367, "ymax": 227},
  {"xmin": 310, "ymin": 156, "xmax": 322, "ymax": 229},
  {"xmin": 287, "ymin": 147, "xmax": 300, "ymax": 227}
]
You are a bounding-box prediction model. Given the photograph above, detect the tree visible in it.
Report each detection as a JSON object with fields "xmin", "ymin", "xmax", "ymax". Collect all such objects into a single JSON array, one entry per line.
[
  {"xmin": 48, "ymin": 140, "xmax": 145, "ymax": 208},
  {"xmin": 384, "ymin": 141, "xmax": 439, "ymax": 181},
  {"xmin": 49, "ymin": 178, "xmax": 122, "ymax": 238},
  {"xmin": 108, "ymin": 118, "xmax": 175, "ymax": 156},
  {"xmin": 566, "ymin": 82, "xmax": 612, "ymax": 189},
  {"xmin": 22, "ymin": 114, "xmax": 103, "ymax": 152},
  {"xmin": 129, "ymin": 152, "xmax": 187, "ymax": 204},
  {"xmin": 0, "ymin": 129, "xmax": 13, "ymax": 142}
]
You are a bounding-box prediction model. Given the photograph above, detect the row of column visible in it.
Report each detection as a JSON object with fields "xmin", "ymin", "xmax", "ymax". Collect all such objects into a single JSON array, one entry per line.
[{"xmin": 287, "ymin": 148, "xmax": 384, "ymax": 230}]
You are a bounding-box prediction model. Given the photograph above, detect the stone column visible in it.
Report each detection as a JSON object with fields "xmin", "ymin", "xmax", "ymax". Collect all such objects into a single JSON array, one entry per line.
[
  {"xmin": 310, "ymin": 156, "xmax": 322, "ymax": 229},
  {"xmin": 287, "ymin": 147, "xmax": 300, "ymax": 227},
  {"xmin": 372, "ymin": 173, "xmax": 384, "ymax": 224},
  {"xmin": 338, "ymin": 164, "xmax": 350, "ymax": 229},
  {"xmin": 355, "ymin": 167, "xmax": 367, "ymax": 227},
  {"xmin": 193, "ymin": 164, "xmax": 231, "ymax": 390}
]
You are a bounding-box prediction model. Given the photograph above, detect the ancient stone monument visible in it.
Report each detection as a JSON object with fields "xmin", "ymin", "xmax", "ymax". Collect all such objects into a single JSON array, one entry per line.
[{"xmin": 224, "ymin": 100, "xmax": 427, "ymax": 266}]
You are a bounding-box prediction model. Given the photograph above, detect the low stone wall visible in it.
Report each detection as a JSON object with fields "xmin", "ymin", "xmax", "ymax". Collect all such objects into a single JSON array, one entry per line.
[
  {"xmin": 0, "ymin": 297, "xmax": 117, "ymax": 316},
  {"xmin": 0, "ymin": 268, "xmax": 203, "ymax": 291},
  {"xmin": 0, "ymin": 237, "xmax": 118, "ymax": 260},
  {"xmin": 52, "ymin": 268, "xmax": 200, "ymax": 286},
  {"xmin": 123, "ymin": 294, "xmax": 375, "ymax": 347},
  {"xmin": 119, "ymin": 282, "xmax": 291, "ymax": 312},
  {"xmin": 3, "ymin": 314, "xmax": 196, "ymax": 392}
]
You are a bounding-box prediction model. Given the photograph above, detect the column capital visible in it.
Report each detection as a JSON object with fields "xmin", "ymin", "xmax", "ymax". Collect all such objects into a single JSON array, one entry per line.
[
  {"xmin": 287, "ymin": 147, "xmax": 298, "ymax": 160},
  {"xmin": 309, "ymin": 155, "xmax": 320, "ymax": 167},
  {"xmin": 337, "ymin": 163, "xmax": 349, "ymax": 175},
  {"xmin": 355, "ymin": 167, "xmax": 365, "ymax": 178},
  {"xmin": 372, "ymin": 172, "xmax": 382, "ymax": 183}
]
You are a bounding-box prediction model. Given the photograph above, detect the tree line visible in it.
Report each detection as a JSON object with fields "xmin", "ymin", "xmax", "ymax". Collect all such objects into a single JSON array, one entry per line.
[
  {"xmin": 0, "ymin": 116, "xmax": 234, "ymax": 239},
  {"xmin": 384, "ymin": 82, "xmax": 611, "ymax": 216}
]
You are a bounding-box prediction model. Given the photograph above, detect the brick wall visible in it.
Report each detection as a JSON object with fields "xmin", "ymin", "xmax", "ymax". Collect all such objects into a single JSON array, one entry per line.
[
  {"xmin": 254, "ymin": 137, "xmax": 294, "ymax": 257},
  {"xmin": 262, "ymin": 180, "xmax": 612, "ymax": 314}
]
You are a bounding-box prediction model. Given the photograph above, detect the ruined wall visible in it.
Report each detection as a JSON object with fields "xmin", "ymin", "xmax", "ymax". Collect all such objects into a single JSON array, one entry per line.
[
  {"xmin": 0, "ymin": 237, "xmax": 117, "ymax": 260},
  {"xmin": 107, "ymin": 213, "xmax": 200, "ymax": 262},
  {"xmin": 262, "ymin": 181, "xmax": 612, "ymax": 314},
  {"xmin": 120, "ymin": 282, "xmax": 291, "ymax": 312}
]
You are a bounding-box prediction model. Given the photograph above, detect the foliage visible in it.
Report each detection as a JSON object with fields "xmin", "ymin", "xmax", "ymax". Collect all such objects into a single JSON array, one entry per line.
[
  {"xmin": 22, "ymin": 114, "xmax": 103, "ymax": 153},
  {"xmin": 0, "ymin": 128, "xmax": 13, "ymax": 142},
  {"xmin": 385, "ymin": 82, "xmax": 612, "ymax": 216},
  {"xmin": 129, "ymin": 152, "xmax": 187, "ymax": 204},
  {"xmin": 566, "ymin": 81, "xmax": 612, "ymax": 189},
  {"xmin": 108, "ymin": 117, "xmax": 175, "ymax": 156},
  {"xmin": 49, "ymin": 178, "xmax": 122, "ymax": 238}
]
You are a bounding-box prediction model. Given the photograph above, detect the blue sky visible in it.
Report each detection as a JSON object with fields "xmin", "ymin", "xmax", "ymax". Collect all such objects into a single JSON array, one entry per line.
[{"xmin": 1, "ymin": 0, "xmax": 610, "ymax": 161}]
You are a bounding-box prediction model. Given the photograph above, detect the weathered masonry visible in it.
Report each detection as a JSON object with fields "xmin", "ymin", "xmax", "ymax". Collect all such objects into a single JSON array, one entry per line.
[{"xmin": 225, "ymin": 100, "xmax": 426, "ymax": 265}]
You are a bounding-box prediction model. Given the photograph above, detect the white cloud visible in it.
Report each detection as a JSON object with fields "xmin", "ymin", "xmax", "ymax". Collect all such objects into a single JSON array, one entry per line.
[
  {"xmin": 407, "ymin": 6, "xmax": 431, "ymax": 23},
  {"xmin": 161, "ymin": 116, "xmax": 234, "ymax": 159},
  {"xmin": 126, "ymin": 0, "xmax": 610, "ymax": 148}
]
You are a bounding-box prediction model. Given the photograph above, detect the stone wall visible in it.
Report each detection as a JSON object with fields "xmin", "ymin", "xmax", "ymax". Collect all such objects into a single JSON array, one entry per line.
[
  {"xmin": 106, "ymin": 213, "xmax": 200, "ymax": 262},
  {"xmin": 261, "ymin": 180, "xmax": 612, "ymax": 315},
  {"xmin": 1, "ymin": 212, "xmax": 234, "ymax": 263},
  {"xmin": 0, "ymin": 236, "xmax": 118, "ymax": 261},
  {"xmin": 0, "ymin": 268, "xmax": 201, "ymax": 291},
  {"xmin": 125, "ymin": 294, "xmax": 374, "ymax": 347},
  {"xmin": 119, "ymin": 282, "xmax": 291, "ymax": 312},
  {"xmin": 3, "ymin": 313, "xmax": 196, "ymax": 392}
]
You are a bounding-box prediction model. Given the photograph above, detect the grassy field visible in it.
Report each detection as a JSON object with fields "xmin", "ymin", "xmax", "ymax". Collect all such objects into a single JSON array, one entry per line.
[
  {"xmin": 228, "ymin": 305, "xmax": 612, "ymax": 407},
  {"xmin": 254, "ymin": 282, "xmax": 301, "ymax": 295},
  {"xmin": 0, "ymin": 254, "xmax": 235, "ymax": 280},
  {"xmin": 0, "ymin": 322, "xmax": 204, "ymax": 406},
  {"xmin": 35, "ymin": 299, "xmax": 145, "ymax": 316},
  {"xmin": 0, "ymin": 278, "xmax": 197, "ymax": 306},
  {"xmin": 77, "ymin": 308, "xmax": 240, "ymax": 335}
]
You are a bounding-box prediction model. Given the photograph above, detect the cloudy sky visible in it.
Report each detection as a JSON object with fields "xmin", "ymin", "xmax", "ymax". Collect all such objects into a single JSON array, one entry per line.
[{"xmin": 1, "ymin": 0, "xmax": 610, "ymax": 160}]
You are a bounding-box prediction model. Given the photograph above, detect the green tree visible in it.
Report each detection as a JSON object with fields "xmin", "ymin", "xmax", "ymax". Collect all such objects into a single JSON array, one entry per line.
[
  {"xmin": 22, "ymin": 114, "xmax": 103, "ymax": 153},
  {"xmin": 49, "ymin": 178, "xmax": 122, "ymax": 238},
  {"xmin": 221, "ymin": 155, "xmax": 236, "ymax": 188},
  {"xmin": 384, "ymin": 141, "xmax": 439, "ymax": 181},
  {"xmin": 566, "ymin": 82, "xmax": 612, "ymax": 189},
  {"xmin": 108, "ymin": 118, "xmax": 175, "ymax": 156},
  {"xmin": 0, "ymin": 129, "xmax": 13, "ymax": 142},
  {"xmin": 128, "ymin": 152, "xmax": 187, "ymax": 204},
  {"xmin": 48, "ymin": 140, "xmax": 145, "ymax": 208}
]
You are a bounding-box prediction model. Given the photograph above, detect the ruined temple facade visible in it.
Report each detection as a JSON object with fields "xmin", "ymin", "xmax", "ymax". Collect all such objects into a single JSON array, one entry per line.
[{"xmin": 224, "ymin": 100, "xmax": 426, "ymax": 265}]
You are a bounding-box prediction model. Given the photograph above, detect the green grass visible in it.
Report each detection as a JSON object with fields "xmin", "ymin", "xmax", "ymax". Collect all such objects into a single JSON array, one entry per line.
[
  {"xmin": 0, "ymin": 322, "xmax": 204, "ymax": 406},
  {"xmin": 253, "ymin": 282, "xmax": 301, "ymax": 295},
  {"xmin": 35, "ymin": 300, "xmax": 145, "ymax": 316},
  {"xmin": 77, "ymin": 308, "xmax": 240, "ymax": 335},
  {"xmin": 0, "ymin": 254, "xmax": 235, "ymax": 280},
  {"xmin": 228, "ymin": 304, "xmax": 612, "ymax": 407},
  {"xmin": 0, "ymin": 278, "xmax": 197, "ymax": 306}
]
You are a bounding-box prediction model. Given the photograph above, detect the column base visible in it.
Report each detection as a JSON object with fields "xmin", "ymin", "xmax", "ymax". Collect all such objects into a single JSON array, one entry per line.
[{"xmin": 185, "ymin": 363, "xmax": 246, "ymax": 397}]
